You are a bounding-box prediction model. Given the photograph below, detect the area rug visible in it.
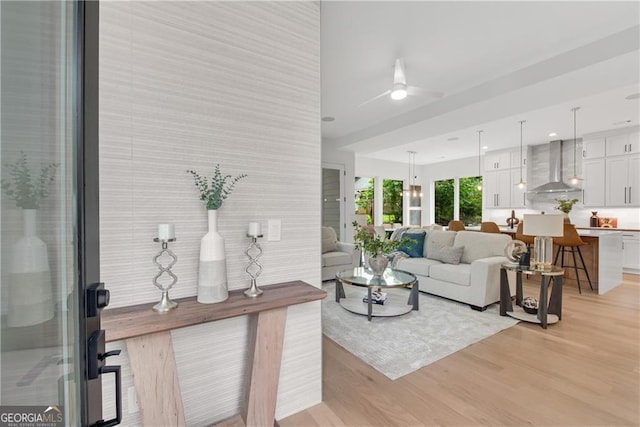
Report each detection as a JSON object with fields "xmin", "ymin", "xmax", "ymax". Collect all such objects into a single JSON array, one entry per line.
[{"xmin": 322, "ymin": 281, "xmax": 518, "ymax": 380}]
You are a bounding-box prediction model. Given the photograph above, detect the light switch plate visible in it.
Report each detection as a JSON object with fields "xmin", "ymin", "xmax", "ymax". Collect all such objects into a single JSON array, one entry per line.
[{"xmin": 268, "ymin": 219, "xmax": 281, "ymax": 241}]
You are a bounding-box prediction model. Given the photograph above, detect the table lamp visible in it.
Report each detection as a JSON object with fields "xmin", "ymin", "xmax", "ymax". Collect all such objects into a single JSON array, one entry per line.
[{"xmin": 523, "ymin": 214, "xmax": 564, "ymax": 270}]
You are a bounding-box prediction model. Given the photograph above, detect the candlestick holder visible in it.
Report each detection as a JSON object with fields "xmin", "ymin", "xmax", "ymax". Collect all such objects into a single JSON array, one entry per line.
[
  {"xmin": 152, "ymin": 237, "xmax": 178, "ymax": 312},
  {"xmin": 244, "ymin": 234, "xmax": 264, "ymax": 297}
]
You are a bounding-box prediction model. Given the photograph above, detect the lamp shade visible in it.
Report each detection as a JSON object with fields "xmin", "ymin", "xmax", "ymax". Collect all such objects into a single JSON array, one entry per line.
[{"xmin": 523, "ymin": 214, "xmax": 564, "ymax": 237}]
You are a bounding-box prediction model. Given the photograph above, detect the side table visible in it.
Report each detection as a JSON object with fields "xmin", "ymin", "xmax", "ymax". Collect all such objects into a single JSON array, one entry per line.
[{"xmin": 499, "ymin": 263, "xmax": 564, "ymax": 329}]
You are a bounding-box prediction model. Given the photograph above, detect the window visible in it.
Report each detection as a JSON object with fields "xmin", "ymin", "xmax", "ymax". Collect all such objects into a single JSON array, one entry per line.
[
  {"xmin": 355, "ymin": 177, "xmax": 374, "ymax": 224},
  {"xmin": 434, "ymin": 176, "xmax": 483, "ymax": 226},
  {"xmin": 459, "ymin": 176, "xmax": 483, "ymax": 226},
  {"xmin": 382, "ymin": 179, "xmax": 403, "ymax": 224},
  {"xmin": 434, "ymin": 179, "xmax": 454, "ymax": 226}
]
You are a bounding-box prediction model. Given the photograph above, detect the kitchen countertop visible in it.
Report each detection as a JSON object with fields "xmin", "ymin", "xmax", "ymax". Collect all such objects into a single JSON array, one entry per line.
[{"xmin": 466, "ymin": 225, "xmax": 636, "ymax": 237}]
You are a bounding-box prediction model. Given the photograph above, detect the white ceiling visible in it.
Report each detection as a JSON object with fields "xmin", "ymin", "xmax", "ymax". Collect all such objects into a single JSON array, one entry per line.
[{"xmin": 320, "ymin": 1, "xmax": 640, "ymax": 165}]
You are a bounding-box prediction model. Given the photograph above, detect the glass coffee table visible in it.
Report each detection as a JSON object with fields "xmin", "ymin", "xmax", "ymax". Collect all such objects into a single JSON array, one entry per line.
[{"xmin": 335, "ymin": 267, "xmax": 418, "ymax": 321}]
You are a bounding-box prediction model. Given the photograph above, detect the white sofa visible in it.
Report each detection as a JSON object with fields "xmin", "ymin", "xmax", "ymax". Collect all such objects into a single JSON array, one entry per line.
[
  {"xmin": 392, "ymin": 229, "xmax": 513, "ymax": 310},
  {"xmin": 322, "ymin": 226, "xmax": 360, "ymax": 281}
]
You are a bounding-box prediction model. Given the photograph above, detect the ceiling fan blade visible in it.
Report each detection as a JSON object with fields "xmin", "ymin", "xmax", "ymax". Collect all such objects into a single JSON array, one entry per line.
[
  {"xmin": 357, "ymin": 89, "xmax": 392, "ymax": 107},
  {"xmin": 407, "ymin": 86, "xmax": 444, "ymax": 98}
]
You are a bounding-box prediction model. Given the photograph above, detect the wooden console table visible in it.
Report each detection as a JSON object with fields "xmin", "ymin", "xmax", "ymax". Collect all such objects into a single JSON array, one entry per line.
[{"xmin": 102, "ymin": 281, "xmax": 326, "ymax": 427}]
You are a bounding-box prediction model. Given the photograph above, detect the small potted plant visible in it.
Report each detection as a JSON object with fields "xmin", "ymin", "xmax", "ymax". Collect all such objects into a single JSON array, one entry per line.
[
  {"xmin": 554, "ymin": 197, "xmax": 579, "ymax": 223},
  {"xmin": 352, "ymin": 222, "xmax": 417, "ymax": 276}
]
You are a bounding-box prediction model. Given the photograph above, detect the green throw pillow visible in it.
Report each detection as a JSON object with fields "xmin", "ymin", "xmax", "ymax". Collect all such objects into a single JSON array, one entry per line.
[{"xmin": 398, "ymin": 231, "xmax": 426, "ymax": 258}]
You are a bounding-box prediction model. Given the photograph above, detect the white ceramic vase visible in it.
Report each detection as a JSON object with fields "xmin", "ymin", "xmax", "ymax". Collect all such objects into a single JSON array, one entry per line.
[
  {"xmin": 197, "ymin": 209, "xmax": 228, "ymax": 303},
  {"xmin": 8, "ymin": 209, "xmax": 54, "ymax": 327}
]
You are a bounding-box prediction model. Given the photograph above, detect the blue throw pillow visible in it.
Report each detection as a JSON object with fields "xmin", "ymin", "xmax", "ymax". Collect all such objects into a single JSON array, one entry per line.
[{"xmin": 398, "ymin": 231, "xmax": 426, "ymax": 258}]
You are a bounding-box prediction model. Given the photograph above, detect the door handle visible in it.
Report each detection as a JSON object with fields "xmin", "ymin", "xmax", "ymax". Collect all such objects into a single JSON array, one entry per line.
[
  {"xmin": 88, "ymin": 330, "xmax": 122, "ymax": 426},
  {"xmin": 96, "ymin": 365, "xmax": 122, "ymax": 427}
]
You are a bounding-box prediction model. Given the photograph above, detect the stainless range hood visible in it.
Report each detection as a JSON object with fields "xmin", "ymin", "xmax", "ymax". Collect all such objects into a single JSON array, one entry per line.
[{"xmin": 528, "ymin": 140, "xmax": 580, "ymax": 194}]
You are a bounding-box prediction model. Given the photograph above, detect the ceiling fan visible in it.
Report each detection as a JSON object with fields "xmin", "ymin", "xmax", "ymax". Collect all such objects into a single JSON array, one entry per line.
[{"xmin": 358, "ymin": 58, "xmax": 444, "ymax": 107}]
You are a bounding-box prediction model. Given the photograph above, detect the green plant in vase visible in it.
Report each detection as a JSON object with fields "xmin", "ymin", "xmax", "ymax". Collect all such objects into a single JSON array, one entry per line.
[
  {"xmin": 554, "ymin": 197, "xmax": 579, "ymax": 223},
  {"xmin": 352, "ymin": 221, "xmax": 417, "ymax": 275},
  {"xmin": 1, "ymin": 153, "xmax": 58, "ymax": 326},
  {"xmin": 554, "ymin": 198, "xmax": 579, "ymax": 214},
  {"xmin": 187, "ymin": 165, "xmax": 247, "ymax": 304},
  {"xmin": 187, "ymin": 164, "xmax": 247, "ymax": 210},
  {"xmin": 1, "ymin": 152, "xmax": 58, "ymax": 209}
]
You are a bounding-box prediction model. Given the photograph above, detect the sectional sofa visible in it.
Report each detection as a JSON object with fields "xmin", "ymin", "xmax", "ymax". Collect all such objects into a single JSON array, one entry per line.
[{"xmin": 391, "ymin": 228, "xmax": 514, "ymax": 310}]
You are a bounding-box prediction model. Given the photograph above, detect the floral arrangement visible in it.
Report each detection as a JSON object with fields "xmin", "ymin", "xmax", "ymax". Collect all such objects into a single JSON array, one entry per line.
[
  {"xmin": 1, "ymin": 152, "xmax": 58, "ymax": 209},
  {"xmin": 554, "ymin": 198, "xmax": 579, "ymax": 214},
  {"xmin": 187, "ymin": 165, "xmax": 247, "ymax": 210},
  {"xmin": 352, "ymin": 221, "xmax": 417, "ymax": 255}
]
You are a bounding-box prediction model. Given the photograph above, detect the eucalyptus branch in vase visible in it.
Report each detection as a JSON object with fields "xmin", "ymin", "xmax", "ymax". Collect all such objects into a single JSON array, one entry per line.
[
  {"xmin": 1, "ymin": 152, "xmax": 58, "ymax": 210},
  {"xmin": 187, "ymin": 164, "xmax": 247, "ymax": 210}
]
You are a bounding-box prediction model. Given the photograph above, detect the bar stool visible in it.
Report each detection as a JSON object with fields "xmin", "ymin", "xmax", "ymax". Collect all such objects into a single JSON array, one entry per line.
[
  {"xmin": 480, "ymin": 222, "xmax": 500, "ymax": 233},
  {"xmin": 552, "ymin": 223, "xmax": 593, "ymax": 294},
  {"xmin": 447, "ymin": 220, "xmax": 465, "ymax": 231}
]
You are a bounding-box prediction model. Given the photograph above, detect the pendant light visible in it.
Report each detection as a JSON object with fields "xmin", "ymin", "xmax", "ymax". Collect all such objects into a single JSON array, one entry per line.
[
  {"xmin": 405, "ymin": 151, "xmax": 422, "ymax": 198},
  {"xmin": 569, "ymin": 107, "xmax": 582, "ymax": 185},
  {"xmin": 476, "ymin": 130, "xmax": 483, "ymax": 191},
  {"xmin": 514, "ymin": 120, "xmax": 526, "ymax": 188}
]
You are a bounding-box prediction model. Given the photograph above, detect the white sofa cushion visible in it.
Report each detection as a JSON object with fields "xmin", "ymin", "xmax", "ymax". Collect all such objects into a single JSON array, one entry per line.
[
  {"xmin": 429, "ymin": 263, "xmax": 471, "ymax": 287},
  {"xmin": 395, "ymin": 257, "xmax": 442, "ymax": 277},
  {"xmin": 323, "ymin": 251, "xmax": 353, "ymax": 267},
  {"xmin": 322, "ymin": 226, "xmax": 338, "ymax": 253},
  {"xmin": 424, "ymin": 230, "xmax": 457, "ymax": 258},
  {"xmin": 454, "ymin": 230, "xmax": 511, "ymax": 264},
  {"xmin": 426, "ymin": 241, "xmax": 464, "ymax": 264}
]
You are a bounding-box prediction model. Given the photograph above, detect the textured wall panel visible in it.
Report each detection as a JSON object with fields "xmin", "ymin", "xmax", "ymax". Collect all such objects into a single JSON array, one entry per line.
[{"xmin": 100, "ymin": 1, "xmax": 321, "ymax": 424}]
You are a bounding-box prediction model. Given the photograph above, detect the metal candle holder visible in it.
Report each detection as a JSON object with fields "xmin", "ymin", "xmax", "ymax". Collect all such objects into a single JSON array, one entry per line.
[
  {"xmin": 244, "ymin": 234, "xmax": 264, "ymax": 297},
  {"xmin": 152, "ymin": 238, "xmax": 178, "ymax": 312}
]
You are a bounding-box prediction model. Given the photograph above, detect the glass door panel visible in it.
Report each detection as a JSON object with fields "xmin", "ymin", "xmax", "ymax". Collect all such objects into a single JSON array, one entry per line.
[{"xmin": 1, "ymin": 2, "xmax": 87, "ymax": 425}]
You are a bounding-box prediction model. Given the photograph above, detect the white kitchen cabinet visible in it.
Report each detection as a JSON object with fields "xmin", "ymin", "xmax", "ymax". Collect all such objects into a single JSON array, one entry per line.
[
  {"xmin": 622, "ymin": 232, "xmax": 640, "ymax": 273},
  {"xmin": 484, "ymin": 170, "xmax": 511, "ymax": 208},
  {"xmin": 484, "ymin": 151, "xmax": 511, "ymax": 171},
  {"xmin": 510, "ymin": 148, "xmax": 527, "ymax": 170},
  {"xmin": 606, "ymin": 133, "xmax": 639, "ymax": 156},
  {"xmin": 510, "ymin": 168, "xmax": 527, "ymax": 208},
  {"xmin": 582, "ymin": 158, "xmax": 605, "ymax": 207},
  {"xmin": 582, "ymin": 138, "xmax": 605, "ymax": 159},
  {"xmin": 606, "ymin": 154, "xmax": 639, "ymax": 206}
]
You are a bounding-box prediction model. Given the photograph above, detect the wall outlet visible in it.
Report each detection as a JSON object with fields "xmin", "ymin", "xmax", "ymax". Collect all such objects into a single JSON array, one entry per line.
[
  {"xmin": 128, "ymin": 386, "xmax": 139, "ymax": 414},
  {"xmin": 268, "ymin": 219, "xmax": 281, "ymax": 241}
]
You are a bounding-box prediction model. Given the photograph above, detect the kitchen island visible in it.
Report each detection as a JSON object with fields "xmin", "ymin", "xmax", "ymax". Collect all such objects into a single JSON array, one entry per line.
[{"xmin": 468, "ymin": 225, "xmax": 624, "ymax": 294}]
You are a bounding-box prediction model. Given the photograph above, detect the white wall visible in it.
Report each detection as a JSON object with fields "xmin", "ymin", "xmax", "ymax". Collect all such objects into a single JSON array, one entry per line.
[{"xmin": 100, "ymin": 2, "xmax": 321, "ymax": 425}]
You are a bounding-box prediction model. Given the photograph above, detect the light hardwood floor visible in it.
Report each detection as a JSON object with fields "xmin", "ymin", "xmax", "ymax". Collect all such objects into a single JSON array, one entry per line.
[{"xmin": 280, "ymin": 274, "xmax": 640, "ymax": 426}]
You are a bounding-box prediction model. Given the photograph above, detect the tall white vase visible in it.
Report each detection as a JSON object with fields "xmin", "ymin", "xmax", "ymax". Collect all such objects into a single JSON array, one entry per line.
[
  {"xmin": 197, "ymin": 209, "xmax": 228, "ymax": 303},
  {"xmin": 8, "ymin": 209, "xmax": 54, "ymax": 327}
]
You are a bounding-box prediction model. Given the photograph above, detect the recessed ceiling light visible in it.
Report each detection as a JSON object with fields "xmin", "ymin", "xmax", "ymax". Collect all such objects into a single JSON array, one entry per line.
[
  {"xmin": 625, "ymin": 93, "xmax": 640, "ymax": 100},
  {"xmin": 482, "ymin": 145, "xmax": 488, "ymax": 150},
  {"xmin": 321, "ymin": 116, "xmax": 335, "ymax": 122},
  {"xmin": 447, "ymin": 137, "xmax": 459, "ymax": 141},
  {"xmin": 548, "ymin": 132, "xmax": 557, "ymax": 137}
]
